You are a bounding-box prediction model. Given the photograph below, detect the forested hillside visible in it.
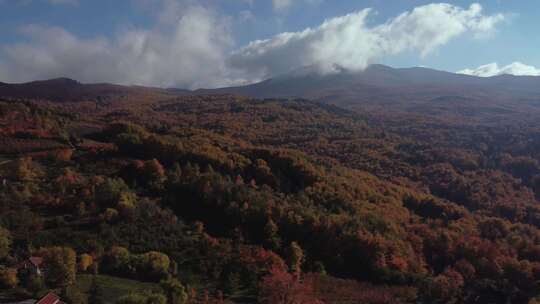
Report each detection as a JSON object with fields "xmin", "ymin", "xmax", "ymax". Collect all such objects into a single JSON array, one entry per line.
[{"xmin": 1, "ymin": 82, "xmax": 540, "ymax": 303}]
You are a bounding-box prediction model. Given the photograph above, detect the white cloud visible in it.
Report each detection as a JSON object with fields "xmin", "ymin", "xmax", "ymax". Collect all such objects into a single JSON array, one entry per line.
[
  {"xmin": 272, "ymin": 0, "xmax": 291, "ymax": 11},
  {"xmin": 229, "ymin": 3, "xmax": 505, "ymax": 80},
  {"xmin": 0, "ymin": 2, "xmax": 507, "ymax": 88},
  {"xmin": 272, "ymin": 0, "xmax": 323, "ymax": 12},
  {"xmin": 458, "ymin": 62, "xmax": 540, "ymax": 77},
  {"xmin": 0, "ymin": 5, "xmax": 245, "ymax": 89}
]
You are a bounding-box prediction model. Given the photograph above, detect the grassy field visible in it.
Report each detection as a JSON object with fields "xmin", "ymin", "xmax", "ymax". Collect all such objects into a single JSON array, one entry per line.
[{"xmin": 76, "ymin": 274, "xmax": 159, "ymax": 303}]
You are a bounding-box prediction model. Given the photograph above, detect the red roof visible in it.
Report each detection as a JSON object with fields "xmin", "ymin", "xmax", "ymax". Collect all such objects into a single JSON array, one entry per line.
[
  {"xmin": 15, "ymin": 257, "xmax": 44, "ymax": 270},
  {"xmin": 36, "ymin": 292, "xmax": 61, "ymax": 304},
  {"xmin": 29, "ymin": 257, "xmax": 43, "ymax": 267}
]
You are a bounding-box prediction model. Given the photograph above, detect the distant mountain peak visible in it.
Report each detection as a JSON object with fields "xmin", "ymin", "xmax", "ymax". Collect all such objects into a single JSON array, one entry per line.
[{"xmin": 31, "ymin": 77, "xmax": 81, "ymax": 86}]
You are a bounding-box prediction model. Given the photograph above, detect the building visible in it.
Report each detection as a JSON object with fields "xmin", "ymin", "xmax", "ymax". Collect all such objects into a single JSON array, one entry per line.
[
  {"xmin": 16, "ymin": 257, "xmax": 44, "ymax": 276},
  {"xmin": 36, "ymin": 292, "xmax": 66, "ymax": 304},
  {"xmin": 3, "ymin": 292, "xmax": 65, "ymax": 304}
]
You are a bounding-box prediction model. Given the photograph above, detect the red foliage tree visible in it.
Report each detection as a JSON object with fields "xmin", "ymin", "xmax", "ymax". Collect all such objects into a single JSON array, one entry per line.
[{"xmin": 258, "ymin": 267, "xmax": 323, "ymax": 304}]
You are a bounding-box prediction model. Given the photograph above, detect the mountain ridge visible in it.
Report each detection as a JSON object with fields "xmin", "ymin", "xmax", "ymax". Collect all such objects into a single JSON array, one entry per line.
[{"xmin": 2, "ymin": 65, "xmax": 540, "ymax": 122}]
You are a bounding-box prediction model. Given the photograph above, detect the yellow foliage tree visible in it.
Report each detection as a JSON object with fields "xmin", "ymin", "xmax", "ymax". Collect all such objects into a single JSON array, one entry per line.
[
  {"xmin": 0, "ymin": 267, "xmax": 18, "ymax": 288},
  {"xmin": 78, "ymin": 253, "xmax": 94, "ymax": 272}
]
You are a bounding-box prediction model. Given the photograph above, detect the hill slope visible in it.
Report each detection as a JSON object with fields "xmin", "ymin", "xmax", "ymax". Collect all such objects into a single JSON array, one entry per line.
[
  {"xmin": 198, "ymin": 64, "xmax": 540, "ymax": 122},
  {"xmin": 1, "ymin": 80, "xmax": 540, "ymax": 303}
]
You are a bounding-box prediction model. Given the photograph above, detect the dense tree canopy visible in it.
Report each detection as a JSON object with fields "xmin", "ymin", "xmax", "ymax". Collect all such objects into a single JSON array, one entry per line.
[{"xmin": 1, "ymin": 95, "xmax": 540, "ymax": 303}]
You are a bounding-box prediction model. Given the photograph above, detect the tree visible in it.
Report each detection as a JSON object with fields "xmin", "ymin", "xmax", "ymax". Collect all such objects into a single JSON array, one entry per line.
[
  {"xmin": 0, "ymin": 267, "xmax": 18, "ymax": 289},
  {"xmin": 78, "ymin": 254, "xmax": 94, "ymax": 272},
  {"xmin": 139, "ymin": 251, "xmax": 170, "ymax": 281},
  {"xmin": 103, "ymin": 246, "xmax": 131, "ymax": 276},
  {"xmin": 52, "ymin": 148, "xmax": 73, "ymax": 162},
  {"xmin": 142, "ymin": 159, "xmax": 166, "ymax": 188},
  {"xmin": 103, "ymin": 208, "xmax": 119, "ymax": 223},
  {"xmin": 286, "ymin": 242, "xmax": 304, "ymax": 276},
  {"xmin": 160, "ymin": 277, "xmax": 188, "ymax": 304},
  {"xmin": 75, "ymin": 202, "xmax": 86, "ymax": 217},
  {"xmin": 38, "ymin": 246, "xmax": 77, "ymax": 287},
  {"xmin": 478, "ymin": 218, "xmax": 509, "ymax": 240},
  {"xmin": 117, "ymin": 192, "xmax": 137, "ymax": 220},
  {"xmin": 55, "ymin": 168, "xmax": 79, "ymax": 194},
  {"xmin": 24, "ymin": 274, "xmax": 45, "ymax": 298},
  {"xmin": 425, "ymin": 268, "xmax": 464, "ymax": 303},
  {"xmin": 167, "ymin": 162, "xmax": 182, "ymax": 185},
  {"xmin": 264, "ymin": 219, "xmax": 281, "ymax": 250},
  {"xmin": 14, "ymin": 157, "xmax": 38, "ymax": 181},
  {"xmin": 0, "ymin": 227, "xmax": 12, "ymax": 260},
  {"xmin": 96, "ymin": 177, "xmax": 131, "ymax": 207},
  {"xmin": 258, "ymin": 267, "xmax": 322, "ymax": 304}
]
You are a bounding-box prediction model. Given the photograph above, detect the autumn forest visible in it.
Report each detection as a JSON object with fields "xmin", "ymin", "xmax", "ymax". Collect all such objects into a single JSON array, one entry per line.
[{"xmin": 1, "ymin": 74, "xmax": 540, "ymax": 304}]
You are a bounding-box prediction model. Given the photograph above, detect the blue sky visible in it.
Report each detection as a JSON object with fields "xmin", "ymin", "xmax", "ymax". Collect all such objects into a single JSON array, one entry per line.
[{"xmin": 0, "ymin": 0, "xmax": 538, "ymax": 88}]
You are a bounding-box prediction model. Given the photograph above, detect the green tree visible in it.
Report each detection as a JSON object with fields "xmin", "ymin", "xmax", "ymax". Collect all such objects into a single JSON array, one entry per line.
[
  {"xmin": 160, "ymin": 277, "xmax": 188, "ymax": 304},
  {"xmin": 24, "ymin": 274, "xmax": 45, "ymax": 298},
  {"xmin": 104, "ymin": 246, "xmax": 131, "ymax": 276},
  {"xmin": 139, "ymin": 251, "xmax": 170, "ymax": 281},
  {"xmin": 96, "ymin": 177, "xmax": 131, "ymax": 207}
]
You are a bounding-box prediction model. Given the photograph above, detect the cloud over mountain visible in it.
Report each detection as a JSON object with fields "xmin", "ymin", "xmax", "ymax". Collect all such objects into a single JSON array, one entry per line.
[
  {"xmin": 229, "ymin": 3, "xmax": 505, "ymax": 80},
  {"xmin": 458, "ymin": 62, "xmax": 540, "ymax": 77},
  {"xmin": 0, "ymin": 2, "xmax": 505, "ymax": 88},
  {"xmin": 0, "ymin": 5, "xmax": 241, "ymax": 89}
]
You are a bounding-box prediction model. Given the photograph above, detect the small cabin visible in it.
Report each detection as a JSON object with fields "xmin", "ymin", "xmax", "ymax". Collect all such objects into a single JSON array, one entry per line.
[{"xmin": 16, "ymin": 257, "xmax": 44, "ymax": 276}]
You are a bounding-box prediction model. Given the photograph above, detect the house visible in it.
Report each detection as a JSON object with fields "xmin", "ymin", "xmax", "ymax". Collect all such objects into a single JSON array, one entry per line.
[
  {"xmin": 16, "ymin": 257, "xmax": 44, "ymax": 276},
  {"xmin": 35, "ymin": 292, "xmax": 66, "ymax": 304},
  {"xmin": 2, "ymin": 292, "xmax": 65, "ymax": 304}
]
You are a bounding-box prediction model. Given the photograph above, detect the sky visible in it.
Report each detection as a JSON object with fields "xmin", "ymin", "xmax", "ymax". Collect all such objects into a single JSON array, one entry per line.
[{"xmin": 0, "ymin": 0, "xmax": 539, "ymax": 88}]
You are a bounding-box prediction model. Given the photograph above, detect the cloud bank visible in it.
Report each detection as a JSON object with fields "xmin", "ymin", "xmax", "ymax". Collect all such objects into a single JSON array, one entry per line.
[
  {"xmin": 458, "ymin": 62, "xmax": 540, "ymax": 77},
  {"xmin": 0, "ymin": 5, "xmax": 241, "ymax": 89},
  {"xmin": 230, "ymin": 3, "xmax": 504, "ymax": 80},
  {"xmin": 0, "ymin": 2, "xmax": 505, "ymax": 88}
]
